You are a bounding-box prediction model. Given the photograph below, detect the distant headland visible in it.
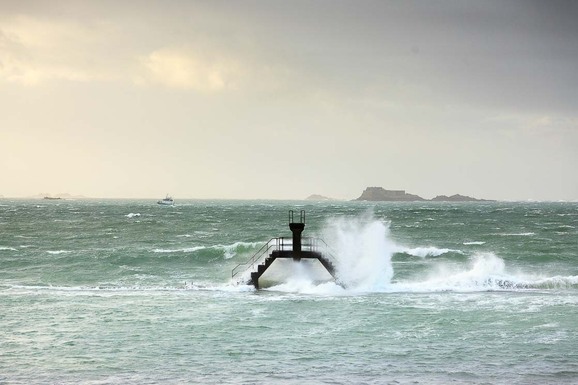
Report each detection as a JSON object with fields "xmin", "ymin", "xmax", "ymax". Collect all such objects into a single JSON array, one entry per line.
[
  {"xmin": 33, "ymin": 193, "xmax": 88, "ymax": 200},
  {"xmin": 355, "ymin": 187, "xmax": 492, "ymax": 202},
  {"xmin": 306, "ymin": 194, "xmax": 335, "ymax": 201}
]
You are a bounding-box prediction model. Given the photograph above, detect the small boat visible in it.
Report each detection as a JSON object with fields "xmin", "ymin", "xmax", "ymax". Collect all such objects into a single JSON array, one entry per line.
[{"xmin": 157, "ymin": 195, "xmax": 174, "ymax": 205}]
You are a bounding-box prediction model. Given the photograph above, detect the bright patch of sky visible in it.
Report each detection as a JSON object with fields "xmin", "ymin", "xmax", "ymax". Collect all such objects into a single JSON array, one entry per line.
[{"xmin": 1, "ymin": 0, "xmax": 577, "ymax": 201}]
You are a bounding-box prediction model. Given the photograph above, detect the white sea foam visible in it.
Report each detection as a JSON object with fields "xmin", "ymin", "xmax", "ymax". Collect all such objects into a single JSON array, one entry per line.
[
  {"xmin": 463, "ymin": 241, "xmax": 486, "ymax": 245},
  {"xmin": 125, "ymin": 213, "xmax": 141, "ymax": 218},
  {"xmin": 151, "ymin": 246, "xmax": 206, "ymax": 253},
  {"xmin": 5, "ymin": 284, "xmax": 214, "ymax": 294},
  {"xmin": 46, "ymin": 250, "xmax": 72, "ymax": 255},
  {"xmin": 498, "ymin": 232, "xmax": 535, "ymax": 236},
  {"xmin": 530, "ymin": 275, "xmax": 578, "ymax": 288},
  {"xmin": 0, "ymin": 246, "xmax": 17, "ymax": 251},
  {"xmin": 396, "ymin": 246, "xmax": 464, "ymax": 258},
  {"xmin": 268, "ymin": 279, "xmax": 345, "ymax": 295}
]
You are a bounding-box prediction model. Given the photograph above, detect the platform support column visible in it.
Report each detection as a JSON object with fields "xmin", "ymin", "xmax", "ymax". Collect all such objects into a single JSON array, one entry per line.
[
  {"xmin": 289, "ymin": 222, "xmax": 305, "ymax": 252},
  {"xmin": 289, "ymin": 210, "xmax": 305, "ymax": 261}
]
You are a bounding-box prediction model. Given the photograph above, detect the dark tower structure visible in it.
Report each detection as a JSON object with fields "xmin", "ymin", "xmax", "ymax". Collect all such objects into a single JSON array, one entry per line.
[{"xmin": 289, "ymin": 210, "xmax": 305, "ymax": 259}]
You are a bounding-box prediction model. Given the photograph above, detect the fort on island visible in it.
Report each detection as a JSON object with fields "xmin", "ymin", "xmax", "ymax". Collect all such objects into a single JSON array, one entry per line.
[{"xmin": 355, "ymin": 187, "xmax": 489, "ymax": 202}]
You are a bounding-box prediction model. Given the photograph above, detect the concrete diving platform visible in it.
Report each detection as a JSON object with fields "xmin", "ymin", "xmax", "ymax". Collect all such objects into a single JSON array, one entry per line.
[{"xmin": 232, "ymin": 210, "xmax": 339, "ymax": 289}]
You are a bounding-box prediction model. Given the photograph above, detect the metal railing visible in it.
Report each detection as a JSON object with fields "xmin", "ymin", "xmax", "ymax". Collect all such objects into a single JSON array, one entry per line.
[
  {"xmin": 289, "ymin": 209, "xmax": 305, "ymax": 224},
  {"xmin": 231, "ymin": 238, "xmax": 277, "ymax": 279},
  {"xmin": 231, "ymin": 236, "xmax": 338, "ymax": 279}
]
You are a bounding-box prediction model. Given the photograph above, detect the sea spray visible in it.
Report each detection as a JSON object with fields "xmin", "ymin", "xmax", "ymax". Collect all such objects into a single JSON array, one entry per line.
[
  {"xmin": 392, "ymin": 252, "xmax": 536, "ymax": 292},
  {"xmin": 321, "ymin": 213, "xmax": 395, "ymax": 290}
]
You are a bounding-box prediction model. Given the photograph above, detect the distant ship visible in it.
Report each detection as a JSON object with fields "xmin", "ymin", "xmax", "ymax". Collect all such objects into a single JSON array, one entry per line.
[
  {"xmin": 43, "ymin": 196, "xmax": 62, "ymax": 200},
  {"xmin": 157, "ymin": 195, "xmax": 174, "ymax": 205}
]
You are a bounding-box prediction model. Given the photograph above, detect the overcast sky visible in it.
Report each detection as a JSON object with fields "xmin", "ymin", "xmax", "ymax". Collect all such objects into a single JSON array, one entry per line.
[{"xmin": 1, "ymin": 0, "xmax": 577, "ymax": 201}]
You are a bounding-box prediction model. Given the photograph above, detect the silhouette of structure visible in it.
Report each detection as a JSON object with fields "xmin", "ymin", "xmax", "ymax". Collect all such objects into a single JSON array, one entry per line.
[{"xmin": 232, "ymin": 210, "xmax": 339, "ymax": 289}]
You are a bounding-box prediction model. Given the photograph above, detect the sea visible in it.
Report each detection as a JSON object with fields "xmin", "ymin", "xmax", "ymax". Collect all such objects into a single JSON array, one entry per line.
[{"xmin": 1, "ymin": 199, "xmax": 577, "ymax": 385}]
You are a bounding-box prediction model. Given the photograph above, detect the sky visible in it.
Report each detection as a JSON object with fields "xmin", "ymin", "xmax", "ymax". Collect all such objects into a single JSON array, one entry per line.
[{"xmin": 1, "ymin": 0, "xmax": 577, "ymax": 201}]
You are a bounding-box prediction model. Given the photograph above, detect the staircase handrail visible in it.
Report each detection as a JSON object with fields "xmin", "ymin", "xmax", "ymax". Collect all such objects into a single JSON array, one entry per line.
[{"xmin": 231, "ymin": 238, "xmax": 278, "ymax": 279}]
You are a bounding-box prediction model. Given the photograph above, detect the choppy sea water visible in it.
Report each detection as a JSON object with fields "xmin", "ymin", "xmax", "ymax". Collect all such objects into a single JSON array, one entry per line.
[{"xmin": 1, "ymin": 199, "xmax": 577, "ymax": 384}]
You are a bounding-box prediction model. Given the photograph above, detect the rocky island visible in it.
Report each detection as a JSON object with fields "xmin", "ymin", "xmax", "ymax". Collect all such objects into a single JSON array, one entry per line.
[
  {"xmin": 355, "ymin": 187, "xmax": 425, "ymax": 201},
  {"xmin": 355, "ymin": 187, "xmax": 490, "ymax": 202},
  {"xmin": 431, "ymin": 194, "xmax": 488, "ymax": 202}
]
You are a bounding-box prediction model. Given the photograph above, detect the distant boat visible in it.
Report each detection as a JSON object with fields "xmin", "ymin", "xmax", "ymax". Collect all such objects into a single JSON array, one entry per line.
[
  {"xmin": 43, "ymin": 196, "xmax": 62, "ymax": 200},
  {"xmin": 157, "ymin": 195, "xmax": 174, "ymax": 205}
]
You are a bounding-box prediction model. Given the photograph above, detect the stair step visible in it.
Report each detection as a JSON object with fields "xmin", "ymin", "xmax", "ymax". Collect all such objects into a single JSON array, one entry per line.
[{"xmin": 250, "ymin": 272, "xmax": 259, "ymax": 289}]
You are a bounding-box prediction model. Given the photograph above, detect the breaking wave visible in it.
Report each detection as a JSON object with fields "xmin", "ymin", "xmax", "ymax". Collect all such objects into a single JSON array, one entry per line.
[
  {"xmin": 392, "ymin": 252, "xmax": 518, "ymax": 292},
  {"xmin": 259, "ymin": 214, "xmax": 577, "ymax": 295},
  {"xmin": 390, "ymin": 252, "xmax": 578, "ymax": 292},
  {"xmin": 498, "ymin": 232, "xmax": 535, "ymax": 236},
  {"xmin": 395, "ymin": 246, "xmax": 464, "ymax": 258},
  {"xmin": 151, "ymin": 241, "xmax": 261, "ymax": 259},
  {"xmin": 151, "ymin": 246, "xmax": 206, "ymax": 254}
]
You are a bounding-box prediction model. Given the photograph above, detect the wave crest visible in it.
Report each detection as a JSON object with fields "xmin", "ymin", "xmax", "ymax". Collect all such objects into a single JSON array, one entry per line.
[
  {"xmin": 396, "ymin": 246, "xmax": 464, "ymax": 258},
  {"xmin": 392, "ymin": 253, "xmax": 578, "ymax": 292},
  {"xmin": 151, "ymin": 241, "xmax": 261, "ymax": 259}
]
